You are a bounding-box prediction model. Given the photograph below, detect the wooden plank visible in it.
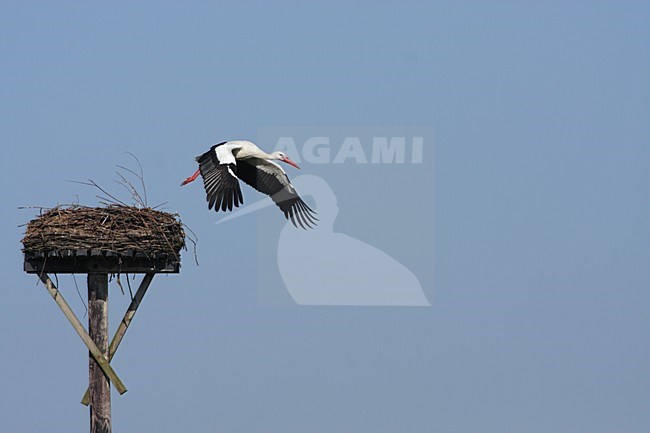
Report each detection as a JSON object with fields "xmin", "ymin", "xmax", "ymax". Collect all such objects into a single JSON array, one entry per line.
[
  {"xmin": 38, "ymin": 274, "xmax": 128, "ymax": 394},
  {"xmin": 25, "ymin": 255, "xmax": 179, "ymax": 274},
  {"xmin": 88, "ymin": 273, "xmax": 111, "ymax": 433},
  {"xmin": 81, "ymin": 273, "xmax": 155, "ymax": 406}
]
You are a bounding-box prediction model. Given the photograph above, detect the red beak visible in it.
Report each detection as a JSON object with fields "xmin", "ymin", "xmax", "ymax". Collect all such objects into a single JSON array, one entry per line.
[{"xmin": 282, "ymin": 157, "xmax": 301, "ymax": 170}]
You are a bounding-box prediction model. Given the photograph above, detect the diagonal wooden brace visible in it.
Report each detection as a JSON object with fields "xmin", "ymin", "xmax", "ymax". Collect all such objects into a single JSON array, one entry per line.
[
  {"xmin": 81, "ymin": 273, "xmax": 154, "ymax": 405},
  {"xmin": 39, "ymin": 273, "xmax": 128, "ymax": 395}
]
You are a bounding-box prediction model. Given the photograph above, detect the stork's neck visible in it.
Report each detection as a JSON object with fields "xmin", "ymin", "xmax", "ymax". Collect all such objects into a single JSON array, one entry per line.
[
  {"xmin": 235, "ymin": 146, "xmax": 274, "ymax": 160},
  {"xmin": 256, "ymin": 150, "xmax": 275, "ymax": 160}
]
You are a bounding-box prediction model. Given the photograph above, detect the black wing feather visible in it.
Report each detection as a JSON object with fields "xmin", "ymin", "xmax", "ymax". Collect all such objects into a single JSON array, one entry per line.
[
  {"xmin": 195, "ymin": 143, "xmax": 243, "ymax": 213},
  {"xmin": 236, "ymin": 159, "xmax": 318, "ymax": 229}
]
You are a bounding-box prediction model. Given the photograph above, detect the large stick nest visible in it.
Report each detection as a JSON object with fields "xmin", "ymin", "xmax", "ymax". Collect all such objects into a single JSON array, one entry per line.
[{"xmin": 22, "ymin": 205, "xmax": 185, "ymax": 257}]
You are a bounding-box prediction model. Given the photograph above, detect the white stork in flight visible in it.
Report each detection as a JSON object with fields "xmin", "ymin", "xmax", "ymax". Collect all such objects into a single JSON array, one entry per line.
[{"xmin": 181, "ymin": 140, "xmax": 318, "ymax": 229}]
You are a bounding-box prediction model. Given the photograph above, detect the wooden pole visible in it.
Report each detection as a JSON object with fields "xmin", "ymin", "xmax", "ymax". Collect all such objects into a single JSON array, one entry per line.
[
  {"xmin": 81, "ymin": 273, "xmax": 154, "ymax": 406},
  {"xmin": 38, "ymin": 273, "xmax": 127, "ymax": 394},
  {"xmin": 88, "ymin": 273, "xmax": 111, "ymax": 433}
]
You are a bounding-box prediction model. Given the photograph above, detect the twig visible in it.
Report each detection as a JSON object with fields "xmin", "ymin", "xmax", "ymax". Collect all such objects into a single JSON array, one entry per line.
[
  {"xmin": 182, "ymin": 223, "xmax": 200, "ymax": 266},
  {"xmin": 116, "ymin": 273, "xmax": 125, "ymax": 295},
  {"xmin": 67, "ymin": 179, "xmax": 127, "ymax": 206},
  {"xmin": 120, "ymin": 152, "xmax": 147, "ymax": 207},
  {"xmin": 72, "ymin": 274, "xmax": 88, "ymax": 319},
  {"xmin": 114, "ymin": 172, "xmax": 145, "ymax": 208},
  {"xmin": 18, "ymin": 206, "xmax": 52, "ymax": 210},
  {"xmin": 126, "ymin": 273, "xmax": 134, "ymax": 301}
]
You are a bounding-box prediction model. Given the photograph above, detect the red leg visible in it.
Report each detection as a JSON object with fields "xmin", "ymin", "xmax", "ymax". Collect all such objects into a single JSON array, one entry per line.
[{"xmin": 181, "ymin": 168, "xmax": 200, "ymax": 186}]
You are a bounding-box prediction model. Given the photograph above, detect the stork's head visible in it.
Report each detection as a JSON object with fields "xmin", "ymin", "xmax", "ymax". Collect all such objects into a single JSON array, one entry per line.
[{"xmin": 271, "ymin": 151, "xmax": 301, "ymax": 170}]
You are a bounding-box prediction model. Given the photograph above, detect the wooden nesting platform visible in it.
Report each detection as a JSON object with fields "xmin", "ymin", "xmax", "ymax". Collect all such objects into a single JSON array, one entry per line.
[
  {"xmin": 22, "ymin": 205, "xmax": 185, "ymax": 274},
  {"xmin": 21, "ymin": 205, "xmax": 186, "ymax": 433}
]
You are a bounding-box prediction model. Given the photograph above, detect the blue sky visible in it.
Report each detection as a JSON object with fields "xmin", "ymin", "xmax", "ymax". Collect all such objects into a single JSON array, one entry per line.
[{"xmin": 1, "ymin": 1, "xmax": 649, "ymax": 432}]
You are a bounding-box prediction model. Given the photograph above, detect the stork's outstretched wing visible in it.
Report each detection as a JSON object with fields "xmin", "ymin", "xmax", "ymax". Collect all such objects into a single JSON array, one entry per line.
[
  {"xmin": 236, "ymin": 158, "xmax": 318, "ymax": 229},
  {"xmin": 196, "ymin": 142, "xmax": 243, "ymax": 212}
]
